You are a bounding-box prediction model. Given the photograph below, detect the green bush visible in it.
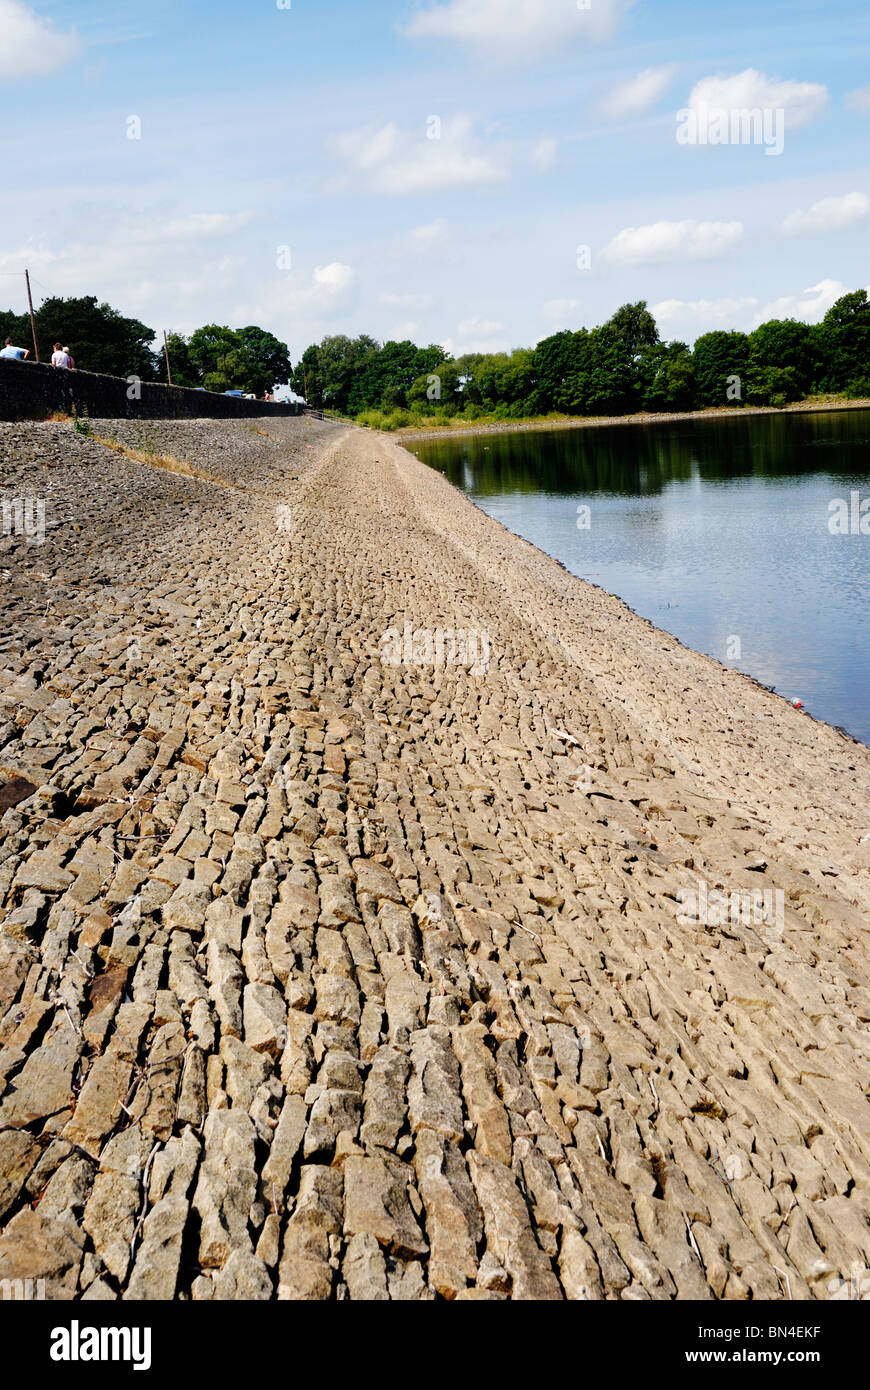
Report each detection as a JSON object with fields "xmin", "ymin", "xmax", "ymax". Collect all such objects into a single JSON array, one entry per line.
[{"xmin": 844, "ymin": 377, "xmax": 870, "ymax": 399}]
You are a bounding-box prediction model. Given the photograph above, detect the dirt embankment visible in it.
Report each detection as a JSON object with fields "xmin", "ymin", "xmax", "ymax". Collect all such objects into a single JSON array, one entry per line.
[{"xmin": 0, "ymin": 415, "xmax": 868, "ymax": 1302}]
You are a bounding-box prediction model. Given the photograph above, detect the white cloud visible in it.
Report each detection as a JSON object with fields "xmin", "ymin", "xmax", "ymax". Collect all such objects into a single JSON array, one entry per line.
[
  {"xmin": 241, "ymin": 263, "xmax": 356, "ymax": 337},
  {"xmin": 346, "ymin": 123, "xmax": 401, "ymax": 169},
  {"xmin": 389, "ymin": 321, "xmax": 419, "ymax": 340},
  {"xmin": 308, "ymin": 262, "xmax": 354, "ymax": 300},
  {"xmin": 599, "ymin": 64, "xmax": 677, "ymax": 120},
  {"xmin": 409, "ymin": 218, "xmax": 449, "ymax": 249},
  {"xmin": 684, "ymin": 69, "xmax": 828, "ymax": 135},
  {"xmin": 0, "ymin": 216, "xmax": 354, "ymax": 353},
  {"xmin": 652, "ymin": 280, "xmax": 853, "ymax": 339},
  {"xmin": 379, "ymin": 291, "xmax": 435, "ymax": 309},
  {"xmin": 158, "ymin": 212, "xmax": 255, "ymax": 240},
  {"xmin": 394, "ymin": 219, "xmax": 451, "ymax": 257},
  {"xmin": 652, "ymin": 296, "xmax": 760, "ymax": 332},
  {"xmin": 845, "ymin": 85, "xmax": 870, "ymax": 114},
  {"xmin": 176, "ymin": 256, "xmax": 248, "ymax": 299},
  {"xmin": 530, "ymin": 137, "xmax": 557, "ymax": 172},
  {"xmin": 0, "ymin": 234, "xmax": 252, "ymax": 345},
  {"xmin": 443, "ymin": 315, "xmax": 510, "ymax": 355},
  {"xmin": 459, "ymin": 315, "xmax": 504, "ymax": 336},
  {"xmin": 601, "ymin": 218, "xmax": 743, "ymax": 265},
  {"xmin": 782, "ymin": 192, "xmax": 870, "ymax": 235},
  {"xmin": 0, "ymin": 0, "xmax": 81, "ymax": 78},
  {"xmin": 332, "ymin": 115, "xmax": 507, "ymax": 193},
  {"xmin": 753, "ymin": 279, "xmax": 850, "ymax": 325},
  {"xmin": 403, "ymin": 0, "xmax": 628, "ymax": 58},
  {"xmin": 541, "ymin": 298, "xmax": 581, "ymax": 328}
]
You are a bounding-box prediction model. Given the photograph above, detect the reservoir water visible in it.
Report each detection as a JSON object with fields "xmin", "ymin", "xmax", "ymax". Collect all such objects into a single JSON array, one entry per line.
[{"xmin": 414, "ymin": 408, "xmax": 870, "ymax": 746}]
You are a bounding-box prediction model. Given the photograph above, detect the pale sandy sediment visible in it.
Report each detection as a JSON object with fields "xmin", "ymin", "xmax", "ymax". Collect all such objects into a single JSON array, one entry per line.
[{"xmin": 0, "ymin": 415, "xmax": 868, "ymax": 1301}]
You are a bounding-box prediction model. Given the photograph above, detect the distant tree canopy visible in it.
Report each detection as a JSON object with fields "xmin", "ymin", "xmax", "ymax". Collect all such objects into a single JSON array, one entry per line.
[
  {"xmin": 294, "ymin": 290, "xmax": 870, "ymax": 423},
  {"xmin": 0, "ymin": 296, "xmax": 293, "ymax": 395},
  {"xmin": 815, "ymin": 290, "xmax": 870, "ymax": 394},
  {"xmin": 291, "ymin": 335, "xmax": 448, "ymax": 414},
  {"xmin": 178, "ymin": 324, "xmax": 292, "ymax": 395},
  {"xmin": 3, "ymin": 286, "xmax": 866, "ymax": 412},
  {"xmin": 0, "ymin": 296, "xmax": 158, "ymax": 379}
]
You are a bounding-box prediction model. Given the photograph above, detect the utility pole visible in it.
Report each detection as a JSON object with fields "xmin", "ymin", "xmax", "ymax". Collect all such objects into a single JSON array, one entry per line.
[
  {"xmin": 163, "ymin": 330, "xmax": 172, "ymax": 385},
  {"xmin": 24, "ymin": 269, "xmax": 39, "ymax": 363}
]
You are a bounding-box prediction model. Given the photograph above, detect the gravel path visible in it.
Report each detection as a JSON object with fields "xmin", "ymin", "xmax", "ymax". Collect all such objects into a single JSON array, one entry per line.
[{"xmin": 0, "ymin": 416, "xmax": 868, "ymax": 1301}]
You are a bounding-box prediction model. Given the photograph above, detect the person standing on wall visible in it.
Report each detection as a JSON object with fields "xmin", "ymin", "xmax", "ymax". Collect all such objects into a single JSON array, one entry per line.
[{"xmin": 1, "ymin": 337, "xmax": 30, "ymax": 360}]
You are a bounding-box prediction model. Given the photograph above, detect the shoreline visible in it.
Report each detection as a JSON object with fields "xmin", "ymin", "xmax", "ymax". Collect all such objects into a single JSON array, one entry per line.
[
  {"xmin": 392, "ymin": 431, "xmax": 868, "ymax": 751},
  {"xmin": 1, "ymin": 414, "xmax": 869, "ymax": 1302},
  {"xmin": 395, "ymin": 396, "xmax": 870, "ymax": 443},
  {"xmin": 392, "ymin": 427, "xmax": 869, "ymax": 751}
]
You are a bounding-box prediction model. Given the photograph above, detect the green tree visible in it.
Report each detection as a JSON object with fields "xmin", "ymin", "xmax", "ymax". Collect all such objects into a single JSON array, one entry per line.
[
  {"xmin": 692, "ymin": 330, "xmax": 750, "ymax": 407},
  {"xmin": 21, "ymin": 296, "xmax": 158, "ymax": 378},
  {"xmin": 642, "ymin": 342, "xmax": 696, "ymax": 411},
  {"xmin": 559, "ymin": 329, "xmax": 599, "ymax": 414},
  {"xmin": 592, "ymin": 301, "xmax": 660, "ymax": 413},
  {"xmin": 236, "ymin": 325, "xmax": 292, "ymax": 395},
  {"xmin": 471, "ymin": 350, "xmax": 538, "ymax": 415},
  {"xmin": 815, "ymin": 290, "xmax": 870, "ymax": 392},
  {"xmin": 0, "ymin": 309, "xmax": 31, "ymax": 353},
  {"xmin": 408, "ymin": 360, "xmax": 463, "ymax": 412},
  {"xmin": 187, "ymin": 324, "xmax": 241, "ymax": 391},
  {"xmin": 293, "ymin": 334, "xmax": 379, "ymax": 413},
  {"xmin": 745, "ymin": 364, "xmax": 801, "ymax": 408},
  {"xmin": 291, "ymin": 344, "xmax": 323, "ymax": 406},
  {"xmin": 162, "ymin": 332, "xmax": 198, "ymax": 388},
  {"xmin": 291, "ymin": 335, "xmax": 448, "ymax": 414},
  {"xmin": 535, "ymin": 306, "xmax": 660, "ymax": 417},
  {"xmin": 748, "ymin": 319, "xmax": 816, "ymax": 397},
  {"xmin": 533, "ymin": 331, "xmax": 578, "ymax": 412}
]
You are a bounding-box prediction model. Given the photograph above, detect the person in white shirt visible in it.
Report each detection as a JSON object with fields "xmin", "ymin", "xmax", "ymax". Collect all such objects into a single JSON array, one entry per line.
[{"xmin": 51, "ymin": 343, "xmax": 71, "ymax": 368}]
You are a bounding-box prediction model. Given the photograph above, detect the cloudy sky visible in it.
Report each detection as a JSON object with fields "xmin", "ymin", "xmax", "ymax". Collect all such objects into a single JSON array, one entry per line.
[{"xmin": 1, "ymin": 0, "xmax": 868, "ymax": 357}]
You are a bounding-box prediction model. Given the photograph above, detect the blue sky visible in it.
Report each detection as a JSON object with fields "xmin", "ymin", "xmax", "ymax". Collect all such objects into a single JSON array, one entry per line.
[{"xmin": 1, "ymin": 0, "xmax": 868, "ymax": 360}]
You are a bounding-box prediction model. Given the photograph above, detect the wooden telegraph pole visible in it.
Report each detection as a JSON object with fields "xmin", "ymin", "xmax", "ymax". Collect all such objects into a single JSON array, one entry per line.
[
  {"xmin": 163, "ymin": 331, "xmax": 172, "ymax": 385},
  {"xmin": 24, "ymin": 269, "xmax": 39, "ymax": 362}
]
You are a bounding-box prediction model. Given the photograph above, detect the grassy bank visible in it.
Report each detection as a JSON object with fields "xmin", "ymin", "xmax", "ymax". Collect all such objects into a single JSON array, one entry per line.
[{"xmin": 369, "ymin": 393, "xmax": 870, "ymax": 442}]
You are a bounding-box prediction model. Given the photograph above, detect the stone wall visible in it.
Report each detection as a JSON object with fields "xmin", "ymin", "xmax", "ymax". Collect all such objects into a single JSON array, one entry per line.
[{"xmin": 0, "ymin": 358, "xmax": 301, "ymax": 422}]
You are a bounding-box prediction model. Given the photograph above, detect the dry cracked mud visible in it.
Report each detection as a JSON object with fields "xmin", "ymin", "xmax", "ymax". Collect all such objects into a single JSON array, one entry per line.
[{"xmin": 0, "ymin": 415, "xmax": 868, "ymax": 1302}]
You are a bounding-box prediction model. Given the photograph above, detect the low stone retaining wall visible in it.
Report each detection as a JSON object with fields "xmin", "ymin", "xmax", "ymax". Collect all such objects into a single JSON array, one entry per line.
[{"xmin": 0, "ymin": 358, "xmax": 300, "ymax": 421}]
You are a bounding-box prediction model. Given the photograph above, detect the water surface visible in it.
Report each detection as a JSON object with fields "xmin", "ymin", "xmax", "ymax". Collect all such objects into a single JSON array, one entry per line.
[{"xmin": 415, "ymin": 410, "xmax": 870, "ymax": 745}]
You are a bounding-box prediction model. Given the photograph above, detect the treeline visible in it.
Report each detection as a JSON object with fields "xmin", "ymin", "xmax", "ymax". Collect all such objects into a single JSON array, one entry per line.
[
  {"xmin": 0, "ymin": 297, "xmax": 292, "ymax": 397},
  {"xmin": 295, "ymin": 291, "xmax": 870, "ymax": 428},
  {"xmin": 162, "ymin": 325, "xmax": 291, "ymax": 397},
  {"xmin": 6, "ymin": 287, "xmax": 868, "ymax": 419},
  {"xmin": 0, "ymin": 296, "xmax": 158, "ymax": 381}
]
